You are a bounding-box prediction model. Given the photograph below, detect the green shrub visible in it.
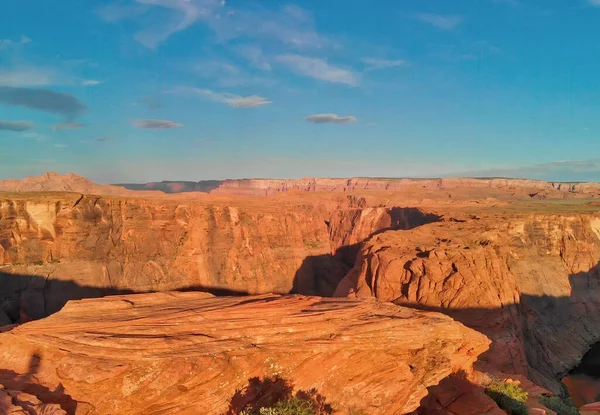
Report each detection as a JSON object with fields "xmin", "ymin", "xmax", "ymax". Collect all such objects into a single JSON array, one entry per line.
[
  {"xmin": 485, "ymin": 379, "xmax": 529, "ymax": 415},
  {"xmin": 538, "ymin": 395, "xmax": 578, "ymax": 415},
  {"xmin": 239, "ymin": 397, "xmax": 317, "ymax": 415},
  {"xmin": 259, "ymin": 398, "xmax": 316, "ymax": 415}
]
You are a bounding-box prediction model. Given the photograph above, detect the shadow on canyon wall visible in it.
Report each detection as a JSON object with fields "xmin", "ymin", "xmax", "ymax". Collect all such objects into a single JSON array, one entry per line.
[
  {"xmin": 291, "ymin": 207, "xmax": 443, "ymax": 296},
  {"xmin": 0, "ymin": 353, "xmax": 80, "ymax": 414},
  {"xmin": 395, "ymin": 262, "xmax": 600, "ymax": 396},
  {"xmin": 0, "ymin": 271, "xmax": 251, "ymax": 324}
]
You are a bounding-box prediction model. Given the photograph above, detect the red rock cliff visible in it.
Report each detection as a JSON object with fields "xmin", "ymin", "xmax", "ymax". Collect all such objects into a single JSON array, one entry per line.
[
  {"xmin": 0, "ymin": 194, "xmax": 434, "ymax": 322},
  {"xmin": 335, "ymin": 212, "xmax": 600, "ymax": 392}
]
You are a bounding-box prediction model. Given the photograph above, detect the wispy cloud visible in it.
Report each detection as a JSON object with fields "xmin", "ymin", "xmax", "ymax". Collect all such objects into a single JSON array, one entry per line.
[
  {"xmin": 361, "ymin": 58, "xmax": 408, "ymax": 71},
  {"xmin": 173, "ymin": 86, "xmax": 272, "ymax": 107},
  {"xmin": 52, "ymin": 122, "xmax": 85, "ymax": 131},
  {"xmin": 588, "ymin": 0, "xmax": 600, "ymax": 5},
  {"xmin": 0, "ymin": 87, "xmax": 86, "ymax": 119},
  {"xmin": 22, "ymin": 132, "xmax": 46, "ymax": 141},
  {"xmin": 99, "ymin": 2, "xmax": 332, "ymax": 51},
  {"xmin": 96, "ymin": 3, "xmax": 147, "ymax": 21},
  {"xmin": 0, "ymin": 120, "xmax": 35, "ymax": 131},
  {"xmin": 95, "ymin": 137, "xmax": 114, "ymax": 142},
  {"xmin": 139, "ymin": 95, "xmax": 164, "ymax": 109},
  {"xmin": 53, "ymin": 143, "xmax": 69, "ymax": 149},
  {"xmin": 0, "ymin": 67, "xmax": 58, "ymax": 87},
  {"xmin": 305, "ymin": 114, "xmax": 357, "ymax": 124},
  {"xmin": 276, "ymin": 55, "xmax": 359, "ymax": 85},
  {"xmin": 235, "ymin": 45, "xmax": 272, "ymax": 71},
  {"xmin": 181, "ymin": 59, "xmax": 275, "ymax": 88},
  {"xmin": 211, "ymin": 4, "xmax": 332, "ymax": 50},
  {"xmin": 98, "ymin": 0, "xmax": 224, "ymax": 48},
  {"xmin": 414, "ymin": 13, "xmax": 463, "ymax": 30},
  {"xmin": 0, "ymin": 35, "xmax": 31, "ymax": 49},
  {"xmin": 82, "ymin": 79, "xmax": 102, "ymax": 86},
  {"xmin": 132, "ymin": 119, "xmax": 183, "ymax": 129}
]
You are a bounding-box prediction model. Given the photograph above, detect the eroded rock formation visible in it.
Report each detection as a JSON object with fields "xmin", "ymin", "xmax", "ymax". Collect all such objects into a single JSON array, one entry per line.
[
  {"xmin": 0, "ymin": 293, "xmax": 489, "ymax": 415},
  {"xmin": 335, "ymin": 213, "xmax": 600, "ymax": 393}
]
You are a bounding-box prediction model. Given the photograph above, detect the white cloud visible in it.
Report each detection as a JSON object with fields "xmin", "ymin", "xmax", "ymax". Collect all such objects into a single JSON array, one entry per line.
[
  {"xmin": 183, "ymin": 59, "xmax": 275, "ymax": 87},
  {"xmin": 276, "ymin": 55, "xmax": 358, "ymax": 85},
  {"xmin": 52, "ymin": 123, "xmax": 85, "ymax": 131},
  {"xmin": 0, "ymin": 120, "xmax": 35, "ymax": 131},
  {"xmin": 235, "ymin": 45, "xmax": 272, "ymax": 71},
  {"xmin": 100, "ymin": 2, "xmax": 332, "ymax": 51},
  {"xmin": 132, "ymin": 119, "xmax": 183, "ymax": 129},
  {"xmin": 173, "ymin": 86, "xmax": 272, "ymax": 107},
  {"xmin": 361, "ymin": 58, "xmax": 408, "ymax": 71},
  {"xmin": 414, "ymin": 14, "xmax": 463, "ymax": 30},
  {"xmin": 0, "ymin": 67, "xmax": 57, "ymax": 87},
  {"xmin": 210, "ymin": 4, "xmax": 331, "ymax": 50},
  {"xmin": 82, "ymin": 79, "xmax": 102, "ymax": 86},
  {"xmin": 589, "ymin": 0, "xmax": 600, "ymax": 5},
  {"xmin": 22, "ymin": 132, "xmax": 46, "ymax": 141},
  {"xmin": 305, "ymin": 114, "xmax": 357, "ymax": 124},
  {"xmin": 53, "ymin": 144, "xmax": 69, "ymax": 148},
  {"xmin": 0, "ymin": 35, "xmax": 31, "ymax": 49},
  {"xmin": 133, "ymin": 0, "xmax": 224, "ymax": 48}
]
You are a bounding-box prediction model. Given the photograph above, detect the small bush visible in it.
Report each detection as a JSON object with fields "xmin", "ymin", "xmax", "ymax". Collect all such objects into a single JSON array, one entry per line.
[
  {"xmin": 485, "ymin": 379, "xmax": 529, "ymax": 415},
  {"xmin": 259, "ymin": 398, "xmax": 316, "ymax": 415},
  {"xmin": 240, "ymin": 398, "xmax": 316, "ymax": 415},
  {"xmin": 538, "ymin": 395, "xmax": 578, "ymax": 415}
]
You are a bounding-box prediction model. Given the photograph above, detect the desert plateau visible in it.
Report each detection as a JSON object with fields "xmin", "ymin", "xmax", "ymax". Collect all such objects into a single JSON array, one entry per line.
[{"xmin": 0, "ymin": 172, "xmax": 599, "ymax": 414}]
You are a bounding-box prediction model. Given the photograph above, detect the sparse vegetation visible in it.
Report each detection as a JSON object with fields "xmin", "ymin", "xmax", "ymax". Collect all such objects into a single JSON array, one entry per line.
[
  {"xmin": 239, "ymin": 397, "xmax": 316, "ymax": 415},
  {"xmin": 229, "ymin": 376, "xmax": 333, "ymax": 415},
  {"xmin": 32, "ymin": 260, "xmax": 45, "ymax": 266},
  {"xmin": 538, "ymin": 395, "xmax": 578, "ymax": 415},
  {"xmin": 485, "ymin": 379, "xmax": 529, "ymax": 415}
]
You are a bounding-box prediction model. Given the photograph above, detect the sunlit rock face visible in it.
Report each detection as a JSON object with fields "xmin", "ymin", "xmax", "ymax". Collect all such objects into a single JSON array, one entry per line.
[
  {"xmin": 0, "ymin": 293, "xmax": 489, "ymax": 415},
  {"xmin": 335, "ymin": 213, "xmax": 600, "ymax": 392}
]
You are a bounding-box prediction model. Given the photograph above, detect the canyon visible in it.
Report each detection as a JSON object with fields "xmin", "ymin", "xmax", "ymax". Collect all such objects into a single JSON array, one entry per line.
[{"xmin": 2, "ymin": 173, "xmax": 600, "ymax": 414}]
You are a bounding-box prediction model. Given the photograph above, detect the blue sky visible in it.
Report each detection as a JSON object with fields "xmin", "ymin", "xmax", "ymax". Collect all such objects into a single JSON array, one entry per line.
[{"xmin": 1, "ymin": 0, "xmax": 600, "ymax": 183}]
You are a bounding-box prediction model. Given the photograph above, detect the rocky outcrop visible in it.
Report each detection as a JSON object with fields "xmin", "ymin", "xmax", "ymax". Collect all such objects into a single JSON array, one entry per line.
[
  {"xmin": 0, "ymin": 292, "xmax": 490, "ymax": 415},
  {"xmin": 335, "ymin": 213, "xmax": 600, "ymax": 392}
]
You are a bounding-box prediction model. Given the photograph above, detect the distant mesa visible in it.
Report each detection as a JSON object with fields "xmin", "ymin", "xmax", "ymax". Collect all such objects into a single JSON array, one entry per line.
[
  {"xmin": 0, "ymin": 172, "xmax": 159, "ymax": 197},
  {"xmin": 2, "ymin": 172, "xmax": 600, "ymax": 198}
]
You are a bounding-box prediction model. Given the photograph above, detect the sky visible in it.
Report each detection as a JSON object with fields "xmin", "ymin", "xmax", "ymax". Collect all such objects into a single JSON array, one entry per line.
[{"xmin": 1, "ymin": 0, "xmax": 600, "ymax": 183}]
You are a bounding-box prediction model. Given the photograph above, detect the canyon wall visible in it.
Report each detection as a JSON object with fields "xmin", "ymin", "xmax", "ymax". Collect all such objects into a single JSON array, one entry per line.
[
  {"xmin": 335, "ymin": 212, "xmax": 600, "ymax": 392},
  {"xmin": 0, "ymin": 193, "xmax": 436, "ymax": 323}
]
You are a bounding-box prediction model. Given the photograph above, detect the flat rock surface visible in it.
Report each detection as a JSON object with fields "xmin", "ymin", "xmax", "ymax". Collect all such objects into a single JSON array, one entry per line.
[{"xmin": 0, "ymin": 292, "xmax": 489, "ymax": 415}]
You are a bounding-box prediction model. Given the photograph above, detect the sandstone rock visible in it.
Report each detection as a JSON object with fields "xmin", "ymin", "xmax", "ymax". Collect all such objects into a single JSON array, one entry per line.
[
  {"xmin": 0, "ymin": 292, "xmax": 489, "ymax": 415},
  {"xmin": 335, "ymin": 213, "xmax": 600, "ymax": 392},
  {"xmin": 0, "ymin": 193, "xmax": 441, "ymax": 322}
]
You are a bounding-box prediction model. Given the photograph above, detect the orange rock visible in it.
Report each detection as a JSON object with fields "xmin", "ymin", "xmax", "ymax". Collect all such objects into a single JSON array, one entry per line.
[
  {"xmin": 0, "ymin": 292, "xmax": 490, "ymax": 415},
  {"xmin": 334, "ymin": 214, "xmax": 600, "ymax": 392}
]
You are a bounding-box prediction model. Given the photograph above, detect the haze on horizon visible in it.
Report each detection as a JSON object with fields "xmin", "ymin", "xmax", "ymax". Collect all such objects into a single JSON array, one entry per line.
[{"xmin": 1, "ymin": 0, "xmax": 600, "ymax": 184}]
